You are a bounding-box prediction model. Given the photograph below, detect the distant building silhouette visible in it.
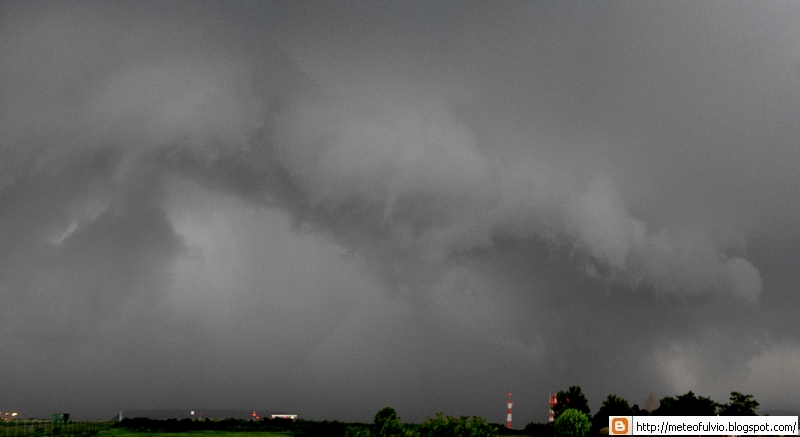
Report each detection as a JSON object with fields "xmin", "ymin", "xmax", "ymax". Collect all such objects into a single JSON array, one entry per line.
[{"xmin": 118, "ymin": 409, "xmax": 279, "ymax": 421}]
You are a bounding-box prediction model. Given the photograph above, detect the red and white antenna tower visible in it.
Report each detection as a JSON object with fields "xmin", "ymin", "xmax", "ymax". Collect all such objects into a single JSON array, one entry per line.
[
  {"xmin": 549, "ymin": 393, "xmax": 557, "ymax": 423},
  {"xmin": 506, "ymin": 393, "xmax": 513, "ymax": 429}
]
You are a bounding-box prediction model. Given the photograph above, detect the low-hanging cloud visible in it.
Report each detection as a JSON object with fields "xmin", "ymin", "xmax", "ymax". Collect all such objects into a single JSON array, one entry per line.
[
  {"xmin": 274, "ymin": 91, "xmax": 764, "ymax": 302},
  {"xmin": 0, "ymin": 1, "xmax": 764, "ymax": 307},
  {"xmin": 0, "ymin": 0, "xmax": 797, "ymax": 423}
]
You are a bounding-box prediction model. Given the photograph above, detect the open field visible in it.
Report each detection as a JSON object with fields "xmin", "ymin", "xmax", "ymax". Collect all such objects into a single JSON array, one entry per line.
[
  {"xmin": 1, "ymin": 420, "xmax": 115, "ymax": 437},
  {"xmin": 96, "ymin": 431, "xmax": 531, "ymax": 437},
  {"xmin": 2, "ymin": 417, "xmax": 539, "ymax": 437},
  {"xmin": 99, "ymin": 432, "xmax": 292, "ymax": 437},
  {"xmin": 0, "ymin": 427, "xmax": 295, "ymax": 437}
]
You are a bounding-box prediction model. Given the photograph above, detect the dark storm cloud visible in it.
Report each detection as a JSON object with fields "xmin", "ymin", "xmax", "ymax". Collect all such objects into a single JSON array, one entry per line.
[{"xmin": 1, "ymin": 0, "xmax": 800, "ymax": 424}]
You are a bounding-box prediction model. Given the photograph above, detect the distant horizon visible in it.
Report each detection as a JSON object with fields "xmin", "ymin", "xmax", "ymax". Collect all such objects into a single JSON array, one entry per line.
[{"xmin": 10, "ymin": 399, "xmax": 800, "ymax": 424}]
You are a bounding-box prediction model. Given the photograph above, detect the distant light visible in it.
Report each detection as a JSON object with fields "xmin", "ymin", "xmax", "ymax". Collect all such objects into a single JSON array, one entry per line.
[
  {"xmin": 11, "ymin": 413, "xmax": 17, "ymax": 417},
  {"xmin": 190, "ymin": 411, "xmax": 195, "ymax": 415}
]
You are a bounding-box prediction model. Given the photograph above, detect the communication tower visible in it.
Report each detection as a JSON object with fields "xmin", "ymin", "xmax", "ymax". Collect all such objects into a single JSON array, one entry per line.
[{"xmin": 506, "ymin": 393, "xmax": 513, "ymax": 429}]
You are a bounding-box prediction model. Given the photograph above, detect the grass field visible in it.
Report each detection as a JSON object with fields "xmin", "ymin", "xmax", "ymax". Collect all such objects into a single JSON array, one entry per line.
[
  {"xmin": 1, "ymin": 418, "xmax": 538, "ymax": 437},
  {"xmin": 1, "ymin": 420, "xmax": 115, "ymax": 437},
  {"xmin": 97, "ymin": 431, "xmax": 292, "ymax": 437}
]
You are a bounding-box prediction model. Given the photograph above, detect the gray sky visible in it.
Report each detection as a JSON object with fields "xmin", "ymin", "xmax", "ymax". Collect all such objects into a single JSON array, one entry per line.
[{"xmin": 2, "ymin": 0, "xmax": 800, "ymax": 424}]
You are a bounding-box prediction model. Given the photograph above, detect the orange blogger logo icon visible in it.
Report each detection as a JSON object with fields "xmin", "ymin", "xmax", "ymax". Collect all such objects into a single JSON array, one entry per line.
[{"xmin": 609, "ymin": 416, "xmax": 631, "ymax": 435}]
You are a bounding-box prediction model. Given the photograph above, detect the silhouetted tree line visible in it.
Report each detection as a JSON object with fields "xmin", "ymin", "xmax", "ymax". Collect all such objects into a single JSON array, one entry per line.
[
  {"xmin": 116, "ymin": 389, "xmax": 760, "ymax": 437},
  {"xmin": 524, "ymin": 386, "xmax": 760, "ymax": 437},
  {"xmin": 363, "ymin": 407, "xmax": 499, "ymax": 437},
  {"xmin": 116, "ymin": 407, "xmax": 500, "ymax": 437}
]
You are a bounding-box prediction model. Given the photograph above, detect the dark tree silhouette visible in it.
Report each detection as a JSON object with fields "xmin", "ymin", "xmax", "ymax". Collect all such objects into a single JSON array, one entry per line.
[
  {"xmin": 653, "ymin": 391, "xmax": 718, "ymax": 416},
  {"xmin": 591, "ymin": 394, "xmax": 634, "ymax": 434},
  {"xmin": 718, "ymin": 392, "xmax": 759, "ymax": 416},
  {"xmin": 553, "ymin": 386, "xmax": 591, "ymax": 421}
]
